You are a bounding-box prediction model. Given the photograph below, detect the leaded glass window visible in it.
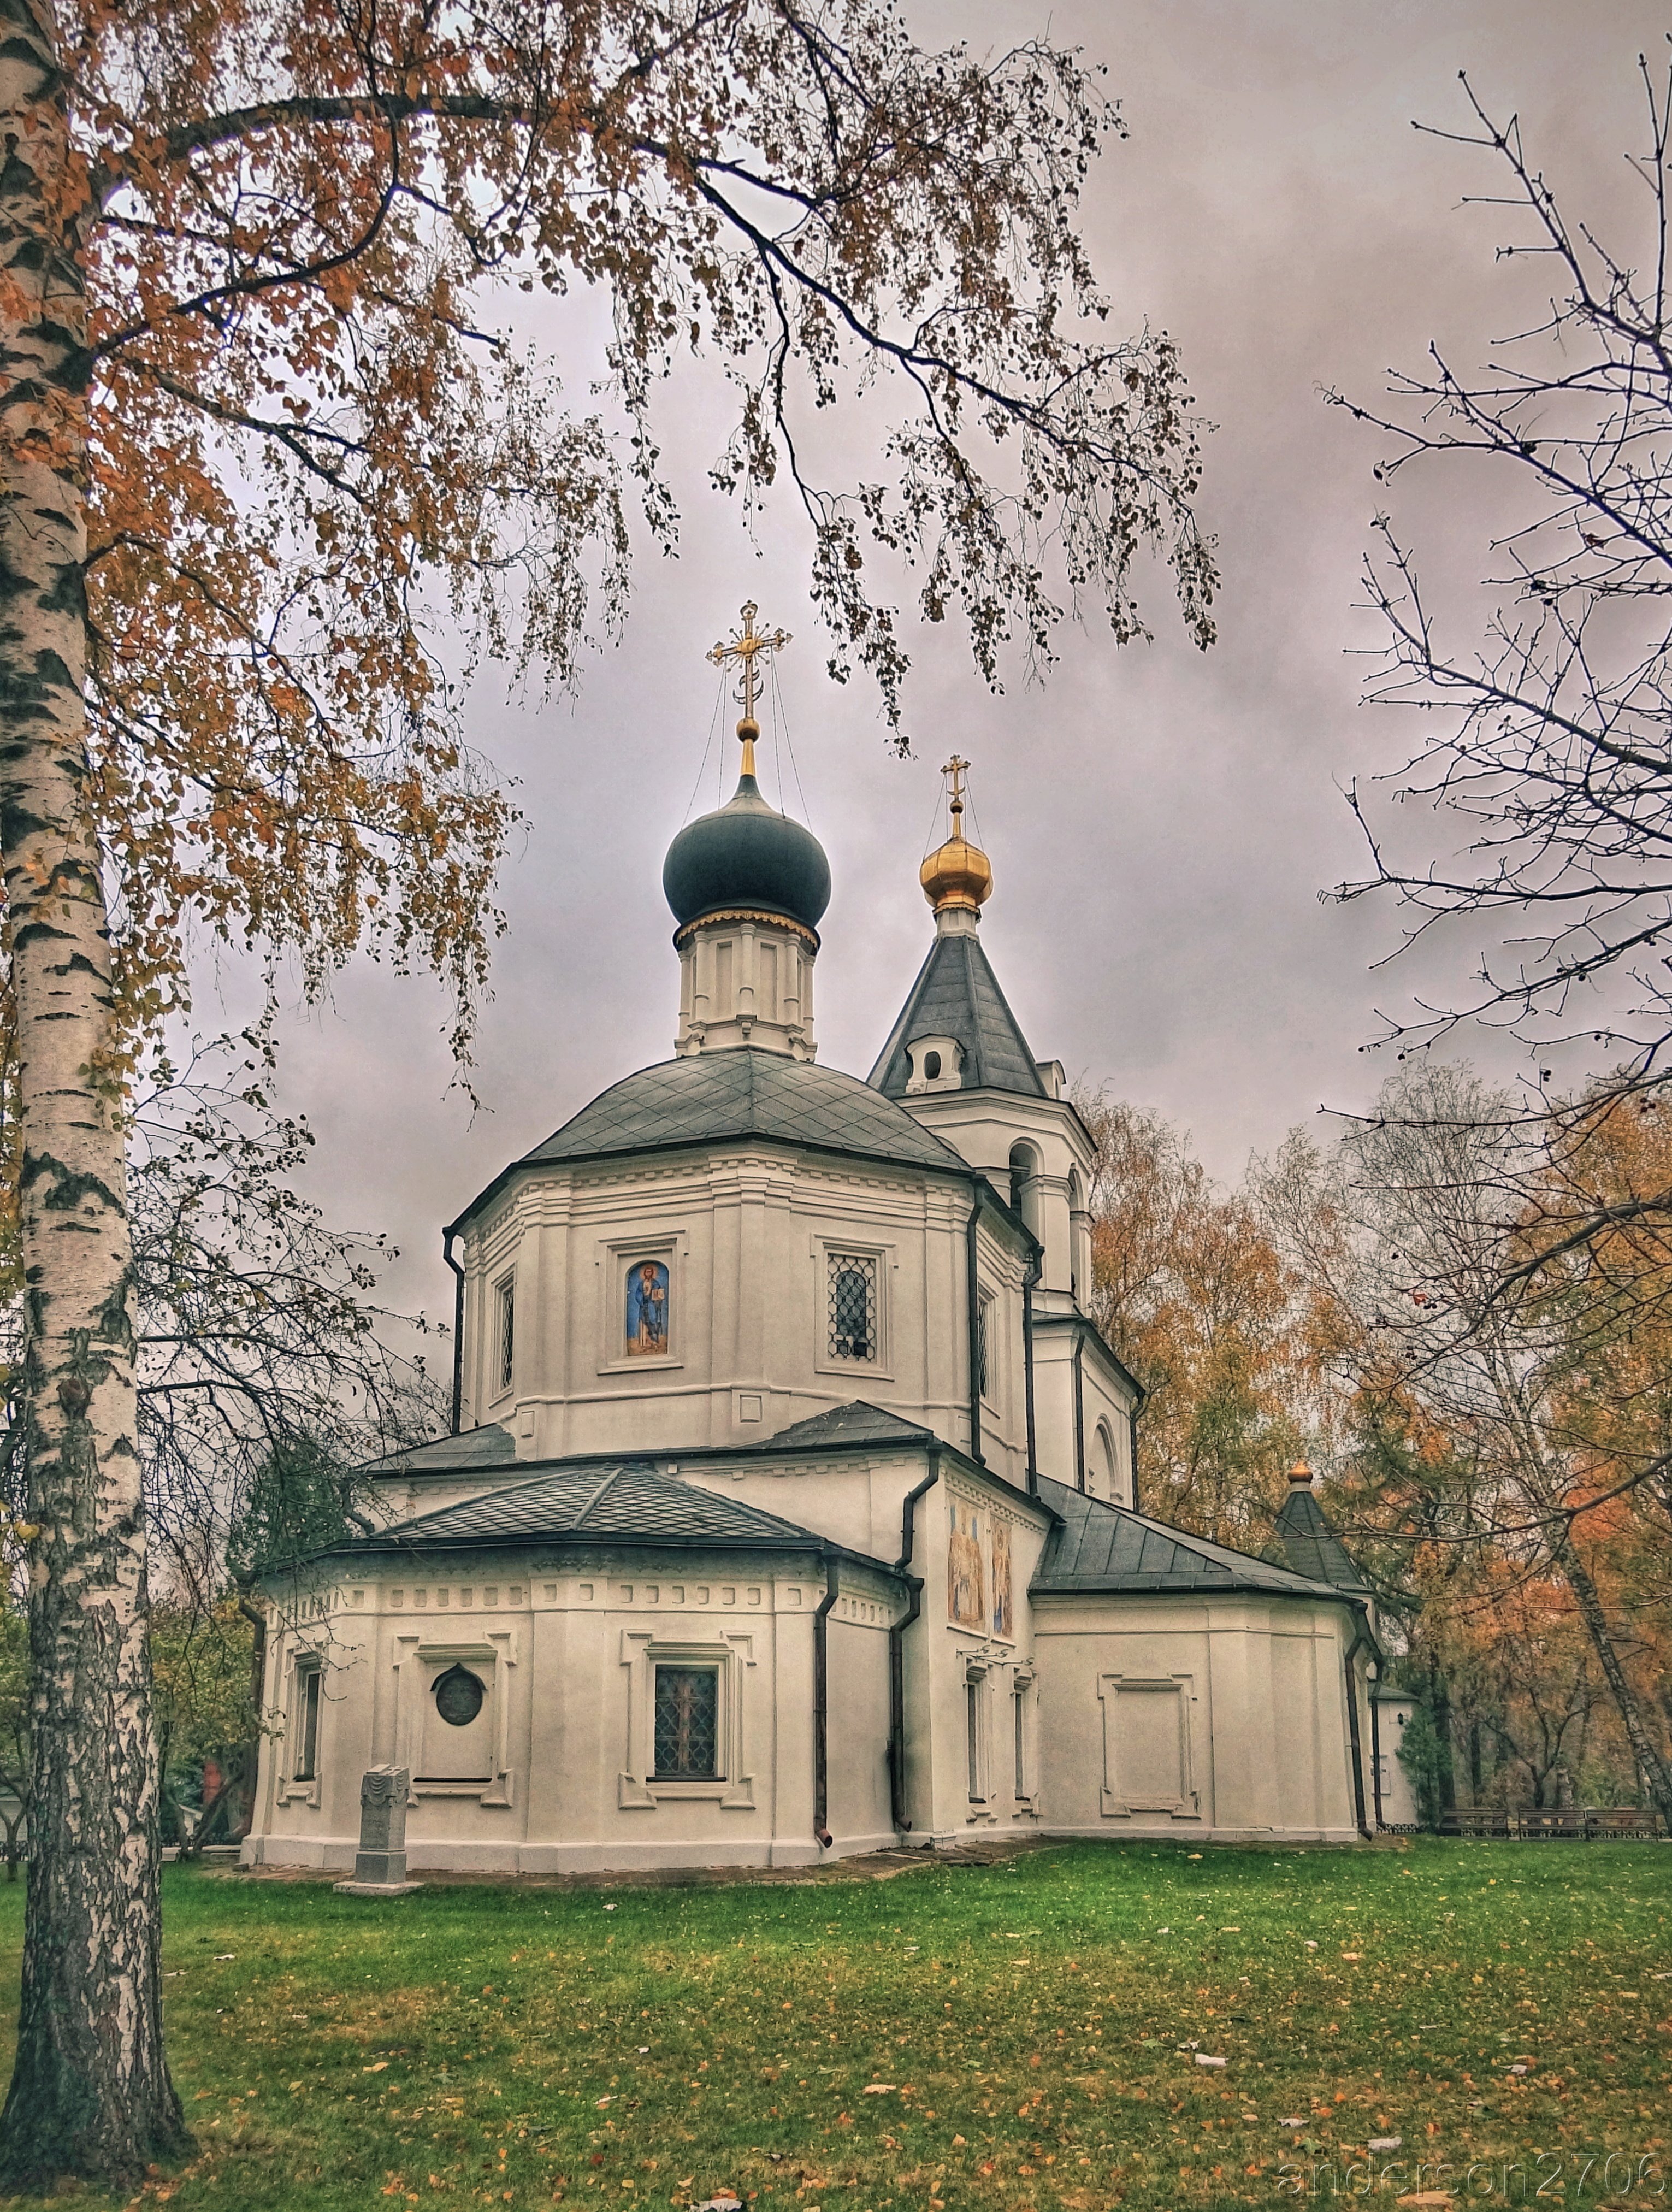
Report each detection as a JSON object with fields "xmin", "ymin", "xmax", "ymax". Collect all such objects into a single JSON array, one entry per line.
[
  {"xmin": 294, "ymin": 1665, "xmax": 321, "ymax": 1781},
  {"xmin": 827, "ymin": 1251, "xmax": 877, "ymax": 1362},
  {"xmin": 653, "ymin": 1666, "xmax": 719, "ymax": 1779},
  {"xmin": 495, "ymin": 1275, "xmax": 516, "ymax": 1394}
]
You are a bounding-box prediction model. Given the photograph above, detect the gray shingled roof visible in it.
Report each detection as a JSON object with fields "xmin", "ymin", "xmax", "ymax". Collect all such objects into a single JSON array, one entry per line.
[
  {"xmin": 1272, "ymin": 1483, "xmax": 1372, "ymax": 1594},
  {"xmin": 450, "ymin": 1051, "xmax": 965, "ymax": 1229},
  {"xmin": 346, "ymin": 1461, "xmax": 835, "ymax": 1555},
  {"xmin": 761, "ymin": 1401, "xmax": 937, "ymax": 1451},
  {"xmin": 1031, "ymin": 1475, "xmax": 1355, "ymax": 1600},
  {"xmin": 361, "ymin": 1425, "xmax": 519, "ymax": 1477},
  {"xmin": 869, "ymin": 930, "xmax": 1047, "ymax": 1099}
]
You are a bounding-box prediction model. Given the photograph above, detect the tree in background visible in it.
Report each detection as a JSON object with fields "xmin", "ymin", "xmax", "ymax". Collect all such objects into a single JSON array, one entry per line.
[
  {"xmin": 1075, "ymin": 1091, "xmax": 1317, "ymax": 1550},
  {"xmin": 1260, "ymin": 1063, "xmax": 1672, "ymax": 1822},
  {"xmin": 0, "ymin": 1028, "xmax": 439, "ymax": 2176},
  {"xmin": 0, "ymin": 1596, "xmax": 27, "ymax": 1878},
  {"xmin": 0, "ymin": 0, "xmax": 1215, "ymax": 2180},
  {"xmin": 1331, "ymin": 60, "xmax": 1672, "ymax": 1308}
]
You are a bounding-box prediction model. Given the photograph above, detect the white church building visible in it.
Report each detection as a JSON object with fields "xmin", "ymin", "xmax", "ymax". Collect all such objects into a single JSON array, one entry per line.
[{"xmin": 245, "ymin": 618, "xmax": 1386, "ymax": 1875}]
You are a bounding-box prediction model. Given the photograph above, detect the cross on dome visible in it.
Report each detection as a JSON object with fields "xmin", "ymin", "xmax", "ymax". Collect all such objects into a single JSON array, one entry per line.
[
  {"xmin": 708, "ymin": 600, "xmax": 791, "ymax": 780},
  {"xmin": 920, "ymin": 754, "xmax": 994, "ymax": 919}
]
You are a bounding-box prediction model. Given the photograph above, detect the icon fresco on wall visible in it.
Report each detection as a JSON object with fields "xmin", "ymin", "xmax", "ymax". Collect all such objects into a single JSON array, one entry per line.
[
  {"xmin": 948, "ymin": 1500, "xmax": 986, "ymax": 1629},
  {"xmin": 991, "ymin": 1518, "xmax": 1013, "ymax": 1639},
  {"xmin": 625, "ymin": 1259, "xmax": 670, "ymax": 1356}
]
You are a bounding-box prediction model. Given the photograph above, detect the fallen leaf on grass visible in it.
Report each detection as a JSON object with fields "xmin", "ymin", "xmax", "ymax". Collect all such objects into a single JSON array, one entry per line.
[
  {"xmin": 364, "ymin": 2063, "xmax": 389, "ymax": 2074},
  {"xmin": 862, "ymin": 2084, "xmax": 895, "ymax": 2095}
]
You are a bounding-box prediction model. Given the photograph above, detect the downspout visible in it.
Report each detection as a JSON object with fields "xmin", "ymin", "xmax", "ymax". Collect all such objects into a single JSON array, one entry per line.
[
  {"xmin": 1369, "ymin": 1680, "xmax": 1385, "ymax": 1830},
  {"xmin": 888, "ymin": 1452, "xmax": 941, "ymax": 1835},
  {"xmin": 1128, "ymin": 1405, "xmax": 1141, "ymax": 1513},
  {"xmin": 812, "ymin": 1548, "xmax": 841, "ymax": 1850},
  {"xmin": 1072, "ymin": 1330, "xmax": 1086, "ymax": 1494},
  {"xmin": 1342, "ymin": 1612, "xmax": 1374, "ymax": 1840},
  {"xmin": 443, "ymin": 1226, "xmax": 466, "ymax": 1436},
  {"xmin": 965, "ymin": 1195, "xmax": 984, "ymax": 1465},
  {"xmin": 1021, "ymin": 1249, "xmax": 1041, "ymax": 1496}
]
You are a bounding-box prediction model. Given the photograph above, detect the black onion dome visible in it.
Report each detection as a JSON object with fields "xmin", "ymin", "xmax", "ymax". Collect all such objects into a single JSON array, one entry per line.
[{"xmin": 663, "ymin": 774, "xmax": 831, "ymax": 933}]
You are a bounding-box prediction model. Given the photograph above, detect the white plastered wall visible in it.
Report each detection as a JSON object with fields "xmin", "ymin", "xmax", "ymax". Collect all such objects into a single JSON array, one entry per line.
[
  {"xmin": 455, "ymin": 1147, "xmax": 1032, "ymax": 1488},
  {"xmin": 1030, "ymin": 1594, "xmax": 1364, "ymax": 1842},
  {"xmin": 245, "ymin": 1550, "xmax": 897, "ymax": 1875}
]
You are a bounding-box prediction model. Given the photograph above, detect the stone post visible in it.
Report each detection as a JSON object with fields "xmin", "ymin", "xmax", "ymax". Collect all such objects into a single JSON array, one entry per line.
[{"xmin": 332, "ymin": 1766, "xmax": 423, "ymax": 1896}]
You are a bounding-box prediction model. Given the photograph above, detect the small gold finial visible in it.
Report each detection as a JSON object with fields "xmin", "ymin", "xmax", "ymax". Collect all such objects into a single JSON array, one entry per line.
[
  {"xmin": 708, "ymin": 599, "xmax": 791, "ymax": 781},
  {"xmin": 920, "ymin": 754, "xmax": 994, "ymax": 919}
]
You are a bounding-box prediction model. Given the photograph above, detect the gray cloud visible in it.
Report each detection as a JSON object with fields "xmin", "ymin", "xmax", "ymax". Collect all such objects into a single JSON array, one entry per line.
[{"xmin": 242, "ymin": 0, "xmax": 1657, "ymax": 1335}]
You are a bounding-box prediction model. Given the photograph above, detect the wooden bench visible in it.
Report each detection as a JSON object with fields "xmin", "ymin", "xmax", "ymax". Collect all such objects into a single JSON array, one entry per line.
[
  {"xmin": 1514, "ymin": 1808, "xmax": 1590, "ymax": 1839},
  {"xmin": 1585, "ymin": 1808, "xmax": 1663, "ymax": 1839}
]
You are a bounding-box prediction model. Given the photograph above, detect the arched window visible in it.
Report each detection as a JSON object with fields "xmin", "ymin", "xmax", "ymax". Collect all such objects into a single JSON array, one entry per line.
[
  {"xmin": 1068, "ymin": 1169, "xmax": 1088, "ymax": 1300},
  {"xmin": 1095, "ymin": 1420, "xmax": 1118, "ymax": 1499},
  {"xmin": 1008, "ymin": 1142, "xmax": 1042, "ymax": 1239},
  {"xmin": 924, "ymin": 1049, "xmax": 942, "ymax": 1080}
]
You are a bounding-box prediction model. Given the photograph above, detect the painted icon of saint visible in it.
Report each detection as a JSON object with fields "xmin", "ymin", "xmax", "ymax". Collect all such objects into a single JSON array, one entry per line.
[
  {"xmin": 948, "ymin": 1501, "xmax": 985, "ymax": 1629},
  {"xmin": 625, "ymin": 1259, "xmax": 669, "ymax": 1356},
  {"xmin": 991, "ymin": 1519, "xmax": 1012, "ymax": 1639}
]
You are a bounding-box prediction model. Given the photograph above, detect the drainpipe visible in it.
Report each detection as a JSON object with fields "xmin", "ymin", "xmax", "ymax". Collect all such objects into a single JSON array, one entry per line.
[
  {"xmin": 1369, "ymin": 1675, "xmax": 1385, "ymax": 1830},
  {"xmin": 1343, "ymin": 1613, "xmax": 1374, "ymax": 1840},
  {"xmin": 443, "ymin": 1227, "xmax": 466, "ymax": 1435},
  {"xmin": 1072, "ymin": 1330, "xmax": 1086, "ymax": 1494},
  {"xmin": 1021, "ymin": 1249, "xmax": 1041, "ymax": 1496},
  {"xmin": 888, "ymin": 1453, "xmax": 941, "ymax": 1835},
  {"xmin": 965, "ymin": 1196, "xmax": 984, "ymax": 1465},
  {"xmin": 812, "ymin": 1549, "xmax": 841, "ymax": 1850},
  {"xmin": 1128, "ymin": 1405, "xmax": 1141, "ymax": 1513}
]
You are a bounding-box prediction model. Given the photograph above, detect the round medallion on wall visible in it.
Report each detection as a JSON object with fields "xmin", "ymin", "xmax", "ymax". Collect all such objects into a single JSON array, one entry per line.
[{"xmin": 433, "ymin": 1664, "xmax": 485, "ymax": 1726}]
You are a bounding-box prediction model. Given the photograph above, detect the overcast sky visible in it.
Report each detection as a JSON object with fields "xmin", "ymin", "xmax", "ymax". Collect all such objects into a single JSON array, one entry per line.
[{"xmin": 238, "ymin": 0, "xmax": 1665, "ymax": 1339}]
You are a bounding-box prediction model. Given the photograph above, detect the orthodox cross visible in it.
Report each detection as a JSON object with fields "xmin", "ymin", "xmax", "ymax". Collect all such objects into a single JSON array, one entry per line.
[
  {"xmin": 943, "ymin": 754, "xmax": 972, "ymax": 835},
  {"xmin": 709, "ymin": 600, "xmax": 791, "ymax": 773}
]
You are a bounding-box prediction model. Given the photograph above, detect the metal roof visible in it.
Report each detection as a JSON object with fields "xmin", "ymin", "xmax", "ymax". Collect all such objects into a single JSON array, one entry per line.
[
  {"xmin": 1272, "ymin": 1483, "xmax": 1373, "ymax": 1594},
  {"xmin": 869, "ymin": 930, "xmax": 1047, "ymax": 1099},
  {"xmin": 450, "ymin": 1049, "xmax": 967, "ymax": 1229},
  {"xmin": 361, "ymin": 1424, "xmax": 519, "ymax": 1478},
  {"xmin": 1030, "ymin": 1474, "xmax": 1356, "ymax": 1601},
  {"xmin": 761, "ymin": 1401, "xmax": 939, "ymax": 1451},
  {"xmin": 346, "ymin": 1460, "xmax": 838, "ymax": 1556}
]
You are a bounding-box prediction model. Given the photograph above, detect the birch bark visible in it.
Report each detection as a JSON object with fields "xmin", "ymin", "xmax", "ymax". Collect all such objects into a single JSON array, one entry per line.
[{"xmin": 0, "ymin": 0, "xmax": 187, "ymax": 2184}]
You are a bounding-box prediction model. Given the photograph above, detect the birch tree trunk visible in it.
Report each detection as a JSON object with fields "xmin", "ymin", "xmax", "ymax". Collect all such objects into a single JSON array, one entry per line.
[{"xmin": 0, "ymin": 0, "xmax": 187, "ymax": 2185}]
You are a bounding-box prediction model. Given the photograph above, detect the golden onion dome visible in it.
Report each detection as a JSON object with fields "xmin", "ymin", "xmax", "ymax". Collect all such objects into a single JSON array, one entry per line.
[{"xmin": 919, "ymin": 757, "xmax": 993, "ymax": 916}]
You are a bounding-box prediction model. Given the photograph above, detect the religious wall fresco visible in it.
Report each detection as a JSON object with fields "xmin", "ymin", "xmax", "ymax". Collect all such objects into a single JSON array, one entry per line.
[
  {"xmin": 948, "ymin": 1500, "xmax": 986, "ymax": 1630},
  {"xmin": 991, "ymin": 1519, "xmax": 1013, "ymax": 1639},
  {"xmin": 625, "ymin": 1259, "xmax": 670, "ymax": 1356}
]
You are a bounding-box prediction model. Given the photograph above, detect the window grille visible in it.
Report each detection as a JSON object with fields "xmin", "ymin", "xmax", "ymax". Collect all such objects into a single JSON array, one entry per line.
[
  {"xmin": 495, "ymin": 1276, "xmax": 515, "ymax": 1394},
  {"xmin": 826, "ymin": 1252, "xmax": 877, "ymax": 1362},
  {"xmin": 294, "ymin": 1666, "xmax": 321, "ymax": 1781},
  {"xmin": 653, "ymin": 1666, "xmax": 719, "ymax": 1779}
]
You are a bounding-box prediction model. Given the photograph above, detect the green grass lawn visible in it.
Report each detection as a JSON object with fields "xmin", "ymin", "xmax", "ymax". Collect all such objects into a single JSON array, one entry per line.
[{"xmin": 0, "ymin": 1840, "xmax": 1668, "ymax": 2210}]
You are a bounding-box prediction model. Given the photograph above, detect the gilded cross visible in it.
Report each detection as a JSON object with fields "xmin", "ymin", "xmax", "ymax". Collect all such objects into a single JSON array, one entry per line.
[
  {"xmin": 708, "ymin": 600, "xmax": 792, "ymax": 738},
  {"xmin": 943, "ymin": 754, "xmax": 972, "ymax": 833}
]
